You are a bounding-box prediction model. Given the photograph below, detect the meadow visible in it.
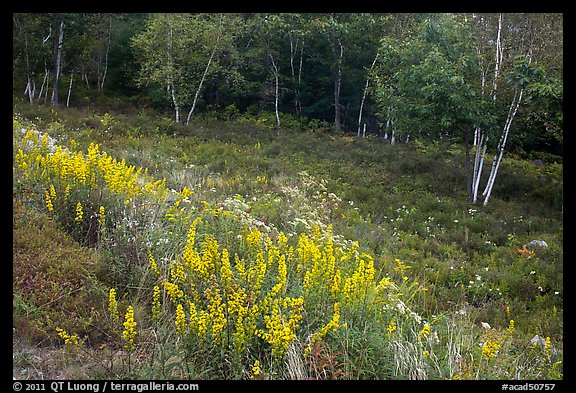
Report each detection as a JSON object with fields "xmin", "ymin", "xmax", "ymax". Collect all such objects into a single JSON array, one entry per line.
[{"xmin": 12, "ymin": 100, "xmax": 562, "ymax": 380}]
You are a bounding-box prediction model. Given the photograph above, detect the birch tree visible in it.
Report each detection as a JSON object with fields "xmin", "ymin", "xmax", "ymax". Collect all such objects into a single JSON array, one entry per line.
[
  {"xmin": 481, "ymin": 55, "xmax": 549, "ymax": 205},
  {"xmin": 470, "ymin": 13, "xmax": 559, "ymax": 205},
  {"xmin": 132, "ymin": 13, "xmax": 231, "ymax": 124},
  {"xmin": 51, "ymin": 16, "xmax": 64, "ymax": 105},
  {"xmin": 373, "ymin": 14, "xmax": 486, "ymax": 202}
]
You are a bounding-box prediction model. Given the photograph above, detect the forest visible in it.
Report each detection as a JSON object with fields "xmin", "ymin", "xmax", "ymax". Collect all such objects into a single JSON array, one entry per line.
[{"xmin": 13, "ymin": 13, "xmax": 563, "ymax": 382}]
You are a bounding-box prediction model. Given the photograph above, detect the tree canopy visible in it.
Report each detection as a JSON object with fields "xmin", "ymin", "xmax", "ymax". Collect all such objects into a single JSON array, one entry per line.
[{"xmin": 13, "ymin": 12, "xmax": 562, "ymax": 157}]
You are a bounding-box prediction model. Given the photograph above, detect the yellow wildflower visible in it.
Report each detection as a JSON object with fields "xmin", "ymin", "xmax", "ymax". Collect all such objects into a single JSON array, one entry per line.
[
  {"xmin": 482, "ymin": 337, "xmax": 501, "ymax": 360},
  {"xmin": 45, "ymin": 191, "xmax": 54, "ymax": 212},
  {"xmin": 49, "ymin": 183, "xmax": 56, "ymax": 199},
  {"xmin": 75, "ymin": 201, "xmax": 83, "ymax": 222},
  {"xmin": 387, "ymin": 316, "xmax": 397, "ymax": 335},
  {"xmin": 175, "ymin": 303, "xmax": 187, "ymax": 335},
  {"xmin": 98, "ymin": 205, "xmax": 106, "ymax": 237},
  {"xmin": 123, "ymin": 306, "xmax": 137, "ymax": 352},
  {"xmin": 419, "ymin": 323, "xmax": 431, "ymax": 340},
  {"xmin": 507, "ymin": 319, "xmax": 515, "ymax": 335},
  {"xmin": 108, "ymin": 288, "xmax": 119, "ymax": 321},
  {"xmin": 251, "ymin": 360, "xmax": 262, "ymax": 378},
  {"xmin": 152, "ymin": 285, "xmax": 161, "ymax": 321},
  {"xmin": 164, "ymin": 281, "xmax": 184, "ymax": 303},
  {"xmin": 245, "ymin": 227, "xmax": 263, "ymax": 249},
  {"xmin": 56, "ymin": 327, "xmax": 79, "ymax": 346},
  {"xmin": 148, "ymin": 249, "xmax": 159, "ymax": 276}
]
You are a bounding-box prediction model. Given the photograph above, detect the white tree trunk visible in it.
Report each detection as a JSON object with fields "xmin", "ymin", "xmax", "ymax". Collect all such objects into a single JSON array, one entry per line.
[
  {"xmin": 186, "ymin": 14, "xmax": 223, "ymax": 125},
  {"xmin": 483, "ymin": 88, "xmax": 523, "ymax": 206},
  {"xmin": 165, "ymin": 15, "xmax": 180, "ymax": 123},
  {"xmin": 491, "ymin": 13, "xmax": 503, "ymax": 102},
  {"xmin": 358, "ymin": 52, "xmax": 379, "ymax": 137},
  {"xmin": 66, "ymin": 71, "xmax": 73, "ymax": 107},
  {"xmin": 289, "ymin": 36, "xmax": 303, "ymax": 116},
  {"xmin": 51, "ymin": 20, "xmax": 64, "ymax": 105},
  {"xmin": 169, "ymin": 83, "xmax": 180, "ymax": 123},
  {"xmin": 472, "ymin": 133, "xmax": 487, "ymax": 204},
  {"xmin": 41, "ymin": 69, "xmax": 50, "ymax": 105},
  {"xmin": 270, "ymin": 53, "xmax": 281, "ymax": 128},
  {"xmin": 296, "ymin": 39, "xmax": 304, "ymax": 115},
  {"xmin": 100, "ymin": 18, "xmax": 112, "ymax": 90}
]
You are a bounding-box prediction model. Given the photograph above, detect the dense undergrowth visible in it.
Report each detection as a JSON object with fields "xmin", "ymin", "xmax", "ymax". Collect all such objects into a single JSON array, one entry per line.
[{"xmin": 12, "ymin": 100, "xmax": 562, "ymax": 380}]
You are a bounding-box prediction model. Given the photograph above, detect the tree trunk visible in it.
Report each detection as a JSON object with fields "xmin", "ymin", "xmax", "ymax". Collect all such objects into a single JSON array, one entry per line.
[
  {"xmin": 472, "ymin": 132, "xmax": 487, "ymax": 204},
  {"xmin": 186, "ymin": 14, "xmax": 223, "ymax": 125},
  {"xmin": 464, "ymin": 128, "xmax": 473, "ymax": 204},
  {"xmin": 269, "ymin": 52, "xmax": 281, "ymax": 128},
  {"xmin": 100, "ymin": 17, "xmax": 112, "ymax": 90},
  {"xmin": 332, "ymin": 38, "xmax": 343, "ymax": 132},
  {"xmin": 165, "ymin": 15, "xmax": 179, "ymax": 123},
  {"xmin": 491, "ymin": 13, "xmax": 503, "ymax": 102},
  {"xmin": 296, "ymin": 39, "xmax": 304, "ymax": 116},
  {"xmin": 66, "ymin": 71, "xmax": 73, "ymax": 107},
  {"xmin": 483, "ymin": 88, "xmax": 523, "ymax": 206},
  {"xmin": 358, "ymin": 52, "xmax": 379, "ymax": 137},
  {"xmin": 38, "ymin": 66, "xmax": 50, "ymax": 105},
  {"xmin": 169, "ymin": 83, "xmax": 180, "ymax": 123},
  {"xmin": 51, "ymin": 20, "xmax": 64, "ymax": 106},
  {"xmin": 289, "ymin": 37, "xmax": 304, "ymax": 116}
]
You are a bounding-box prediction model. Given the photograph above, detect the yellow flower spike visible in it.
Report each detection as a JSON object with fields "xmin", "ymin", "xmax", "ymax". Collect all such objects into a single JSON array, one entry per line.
[
  {"xmin": 387, "ymin": 316, "xmax": 397, "ymax": 335},
  {"xmin": 56, "ymin": 327, "xmax": 80, "ymax": 346},
  {"xmin": 175, "ymin": 303, "xmax": 187, "ymax": 335},
  {"xmin": 507, "ymin": 319, "xmax": 515, "ymax": 335},
  {"xmin": 108, "ymin": 288, "xmax": 119, "ymax": 321},
  {"xmin": 251, "ymin": 360, "xmax": 262, "ymax": 378},
  {"xmin": 74, "ymin": 202, "xmax": 83, "ymax": 223},
  {"xmin": 148, "ymin": 249, "xmax": 159, "ymax": 276},
  {"xmin": 419, "ymin": 323, "xmax": 431, "ymax": 340},
  {"xmin": 98, "ymin": 206, "xmax": 106, "ymax": 237},
  {"xmin": 164, "ymin": 281, "xmax": 184, "ymax": 303},
  {"xmin": 45, "ymin": 191, "xmax": 54, "ymax": 212},
  {"xmin": 122, "ymin": 306, "xmax": 137, "ymax": 352},
  {"xmin": 49, "ymin": 183, "xmax": 56, "ymax": 199},
  {"xmin": 152, "ymin": 285, "xmax": 161, "ymax": 321},
  {"xmin": 481, "ymin": 337, "xmax": 501, "ymax": 360},
  {"xmin": 245, "ymin": 227, "xmax": 263, "ymax": 249}
]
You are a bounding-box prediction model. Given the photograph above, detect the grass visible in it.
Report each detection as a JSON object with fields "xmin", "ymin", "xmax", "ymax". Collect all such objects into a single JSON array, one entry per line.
[{"xmin": 12, "ymin": 98, "xmax": 563, "ymax": 380}]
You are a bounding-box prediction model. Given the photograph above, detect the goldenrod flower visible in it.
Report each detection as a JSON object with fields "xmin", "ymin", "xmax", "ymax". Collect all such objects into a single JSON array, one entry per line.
[
  {"xmin": 75, "ymin": 201, "xmax": 83, "ymax": 222},
  {"xmin": 175, "ymin": 303, "xmax": 187, "ymax": 335},
  {"xmin": 152, "ymin": 285, "xmax": 161, "ymax": 321},
  {"xmin": 98, "ymin": 205, "xmax": 106, "ymax": 237},
  {"xmin": 164, "ymin": 281, "xmax": 184, "ymax": 303},
  {"xmin": 419, "ymin": 323, "xmax": 431, "ymax": 340},
  {"xmin": 108, "ymin": 288, "xmax": 119, "ymax": 321},
  {"xmin": 482, "ymin": 337, "xmax": 501, "ymax": 360},
  {"xmin": 148, "ymin": 249, "xmax": 159, "ymax": 276},
  {"xmin": 45, "ymin": 191, "xmax": 54, "ymax": 212},
  {"xmin": 49, "ymin": 183, "xmax": 56, "ymax": 199},
  {"xmin": 507, "ymin": 319, "xmax": 515, "ymax": 335},
  {"xmin": 123, "ymin": 306, "xmax": 137, "ymax": 352},
  {"xmin": 387, "ymin": 316, "xmax": 397, "ymax": 335},
  {"xmin": 251, "ymin": 360, "xmax": 262, "ymax": 378},
  {"xmin": 245, "ymin": 227, "xmax": 263, "ymax": 249},
  {"xmin": 56, "ymin": 327, "xmax": 79, "ymax": 346}
]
